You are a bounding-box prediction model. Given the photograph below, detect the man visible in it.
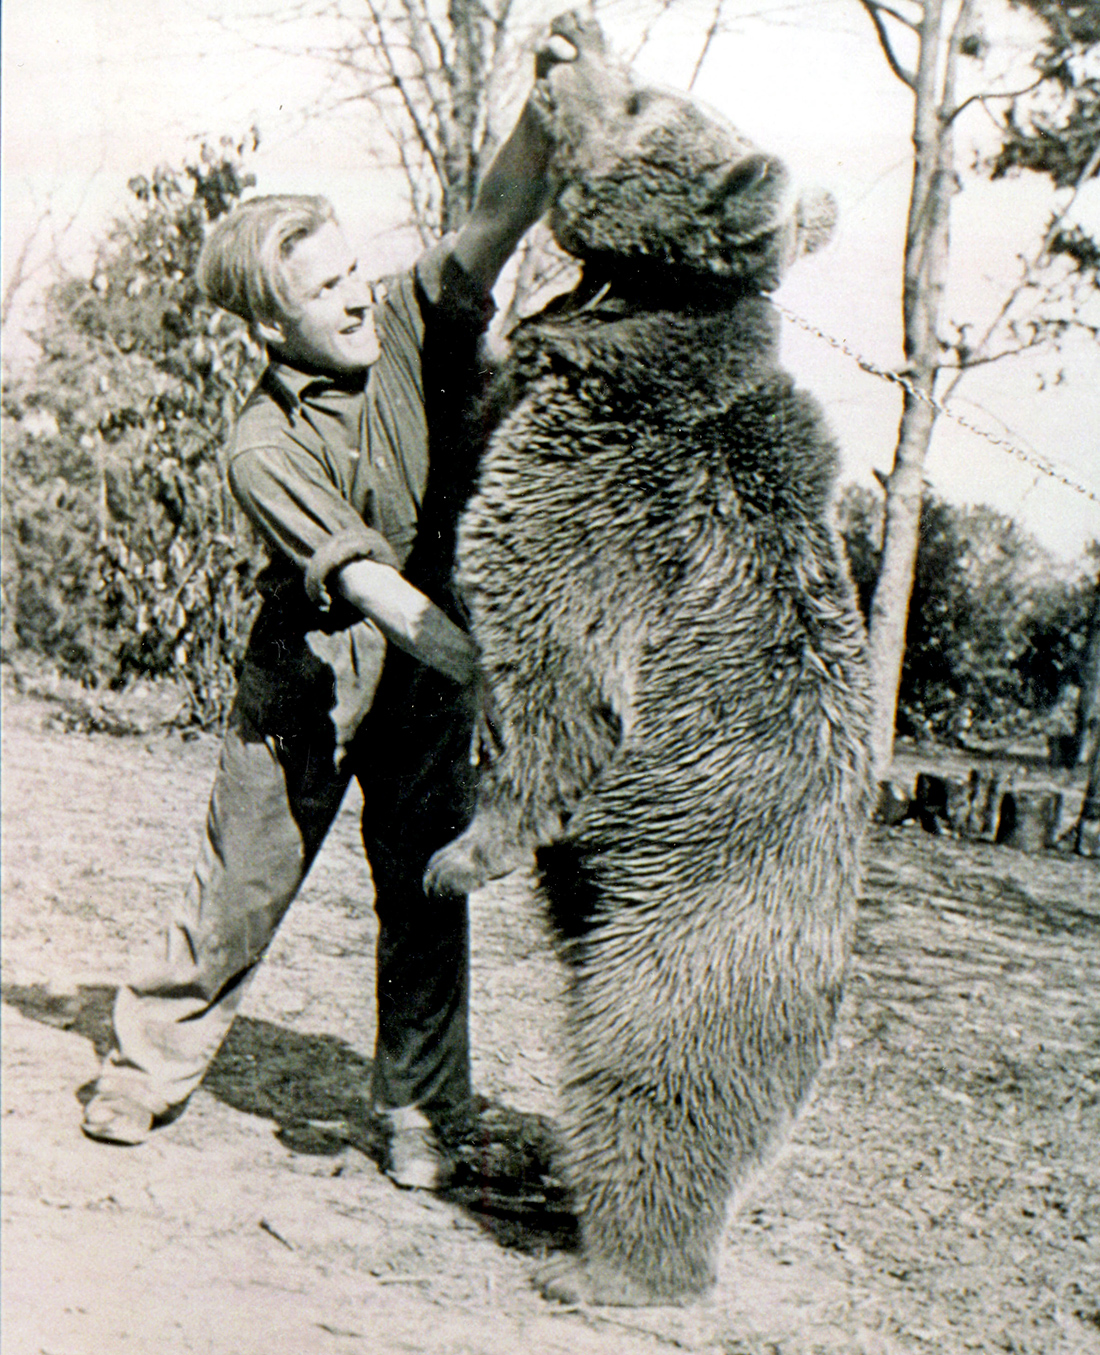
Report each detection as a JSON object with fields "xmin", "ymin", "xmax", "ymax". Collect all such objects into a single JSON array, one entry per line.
[{"xmin": 81, "ymin": 27, "xmax": 577, "ymax": 1190}]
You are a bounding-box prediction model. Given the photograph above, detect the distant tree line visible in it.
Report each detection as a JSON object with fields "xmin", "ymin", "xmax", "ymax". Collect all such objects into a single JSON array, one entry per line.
[{"xmin": 838, "ymin": 485, "xmax": 1099, "ymax": 760}]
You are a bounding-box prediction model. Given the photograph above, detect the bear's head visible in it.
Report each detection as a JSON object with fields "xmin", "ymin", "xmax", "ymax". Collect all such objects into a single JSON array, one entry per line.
[{"xmin": 540, "ymin": 12, "xmax": 835, "ymax": 296}]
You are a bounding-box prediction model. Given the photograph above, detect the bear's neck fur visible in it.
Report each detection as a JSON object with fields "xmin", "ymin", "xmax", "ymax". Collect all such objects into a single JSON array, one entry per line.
[{"xmin": 509, "ymin": 267, "xmax": 785, "ymax": 422}]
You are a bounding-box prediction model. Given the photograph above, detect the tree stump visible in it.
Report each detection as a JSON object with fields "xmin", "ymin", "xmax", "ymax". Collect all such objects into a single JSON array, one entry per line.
[
  {"xmin": 914, "ymin": 773, "xmax": 971, "ymax": 836},
  {"xmin": 995, "ymin": 790, "xmax": 1063, "ymax": 854},
  {"xmin": 964, "ymin": 770, "xmax": 1003, "ymax": 842},
  {"xmin": 1076, "ymin": 815, "xmax": 1100, "ymax": 859},
  {"xmin": 1074, "ymin": 727, "xmax": 1100, "ymax": 858},
  {"xmin": 875, "ymin": 779, "xmax": 911, "ymax": 827}
]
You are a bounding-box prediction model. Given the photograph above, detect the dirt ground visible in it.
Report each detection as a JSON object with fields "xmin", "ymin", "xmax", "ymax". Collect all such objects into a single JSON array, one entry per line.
[{"xmin": 3, "ymin": 677, "xmax": 1099, "ymax": 1355}]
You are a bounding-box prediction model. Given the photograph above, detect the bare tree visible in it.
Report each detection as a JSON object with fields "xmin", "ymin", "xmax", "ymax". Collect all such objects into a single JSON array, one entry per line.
[
  {"xmin": 1, "ymin": 204, "xmax": 54, "ymax": 334},
  {"xmin": 1, "ymin": 181, "xmax": 92, "ymax": 343},
  {"xmin": 247, "ymin": 1, "xmax": 695, "ymax": 325},
  {"xmin": 858, "ymin": 0, "xmax": 1100, "ymax": 776},
  {"xmin": 334, "ymin": 0, "xmax": 524, "ymax": 235},
  {"xmin": 858, "ymin": 0, "xmax": 973, "ymax": 777},
  {"xmin": 223, "ymin": 0, "xmax": 543, "ymax": 232}
]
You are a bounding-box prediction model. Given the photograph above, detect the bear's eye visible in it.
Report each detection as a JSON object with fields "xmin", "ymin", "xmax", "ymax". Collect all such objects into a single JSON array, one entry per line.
[{"xmin": 624, "ymin": 91, "xmax": 648, "ymax": 117}]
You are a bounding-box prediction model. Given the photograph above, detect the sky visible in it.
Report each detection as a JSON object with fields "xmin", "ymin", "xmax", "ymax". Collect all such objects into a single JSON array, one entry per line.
[{"xmin": 3, "ymin": 0, "xmax": 1099, "ymax": 564}]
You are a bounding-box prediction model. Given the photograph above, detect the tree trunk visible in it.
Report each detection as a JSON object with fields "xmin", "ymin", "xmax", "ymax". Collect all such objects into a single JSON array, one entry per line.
[
  {"xmin": 867, "ymin": 395, "xmax": 935, "ymax": 775},
  {"xmin": 1076, "ymin": 605, "xmax": 1100, "ymax": 851},
  {"xmin": 866, "ymin": 0, "xmax": 971, "ymax": 777},
  {"xmin": 1071, "ymin": 567, "xmax": 1100, "ymax": 765},
  {"xmin": 1075, "ymin": 723, "xmax": 1100, "ymax": 856},
  {"xmin": 439, "ymin": 0, "xmax": 485, "ymax": 232}
]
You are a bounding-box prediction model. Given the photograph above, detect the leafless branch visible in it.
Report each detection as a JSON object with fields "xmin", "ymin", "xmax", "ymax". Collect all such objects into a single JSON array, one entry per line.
[
  {"xmin": 940, "ymin": 314, "xmax": 1100, "ymax": 370},
  {"xmin": 688, "ymin": 0, "xmax": 725, "ymax": 91},
  {"xmin": 872, "ymin": 2, "xmax": 920, "ymax": 29},
  {"xmin": 859, "ymin": 0, "xmax": 916, "ymax": 90},
  {"xmin": 940, "ymin": 136, "xmax": 1100, "ymax": 399},
  {"xmin": 939, "ymin": 333, "xmax": 1047, "ymax": 371},
  {"xmin": 1, "ymin": 206, "xmax": 54, "ymax": 331},
  {"xmin": 1038, "ymin": 139, "xmax": 1100, "ymax": 255},
  {"xmin": 625, "ymin": 0, "xmax": 680, "ymax": 67},
  {"xmin": 398, "ymin": 0, "xmax": 451, "ymax": 116},
  {"xmin": 946, "ymin": 74, "xmax": 1047, "ymax": 127},
  {"xmin": 393, "ymin": 134, "xmax": 438, "ymax": 248},
  {"xmin": 415, "ymin": 3, "xmax": 451, "ymax": 80},
  {"xmin": 359, "ymin": 0, "xmax": 447, "ymax": 186},
  {"xmin": 2, "ymin": 173, "xmax": 99, "ymax": 333},
  {"xmin": 476, "ymin": 0, "xmax": 518, "ymax": 162}
]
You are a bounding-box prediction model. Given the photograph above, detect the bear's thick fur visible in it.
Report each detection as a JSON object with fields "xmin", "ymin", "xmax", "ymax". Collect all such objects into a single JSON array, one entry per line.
[{"xmin": 426, "ymin": 13, "xmax": 874, "ymax": 1306}]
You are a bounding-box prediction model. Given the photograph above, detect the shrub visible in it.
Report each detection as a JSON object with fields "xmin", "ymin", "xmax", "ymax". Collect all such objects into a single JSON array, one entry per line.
[{"xmin": 2, "ymin": 136, "xmax": 267, "ymax": 726}]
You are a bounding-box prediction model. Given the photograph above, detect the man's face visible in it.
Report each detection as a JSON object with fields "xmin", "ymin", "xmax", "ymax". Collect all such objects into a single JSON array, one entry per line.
[{"xmin": 267, "ymin": 220, "xmax": 381, "ymax": 373}]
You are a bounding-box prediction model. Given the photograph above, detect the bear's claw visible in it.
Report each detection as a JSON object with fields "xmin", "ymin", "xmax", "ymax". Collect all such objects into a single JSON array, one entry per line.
[{"xmin": 423, "ymin": 815, "xmax": 532, "ymax": 897}]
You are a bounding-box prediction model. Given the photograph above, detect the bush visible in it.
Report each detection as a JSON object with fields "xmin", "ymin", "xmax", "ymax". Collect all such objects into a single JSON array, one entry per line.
[{"xmin": 2, "ymin": 136, "xmax": 267, "ymax": 726}]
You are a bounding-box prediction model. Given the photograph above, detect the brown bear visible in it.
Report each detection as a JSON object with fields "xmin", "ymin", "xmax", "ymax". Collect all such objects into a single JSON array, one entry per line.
[{"xmin": 425, "ymin": 12, "xmax": 874, "ymax": 1306}]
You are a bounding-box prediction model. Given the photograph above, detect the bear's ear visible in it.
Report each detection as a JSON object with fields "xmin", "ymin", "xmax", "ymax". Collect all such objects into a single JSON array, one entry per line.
[{"xmin": 710, "ymin": 152, "xmax": 792, "ymax": 248}]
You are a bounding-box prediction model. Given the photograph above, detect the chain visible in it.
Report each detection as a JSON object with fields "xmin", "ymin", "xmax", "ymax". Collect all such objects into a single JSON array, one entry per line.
[{"xmin": 774, "ymin": 302, "xmax": 1100, "ymax": 508}]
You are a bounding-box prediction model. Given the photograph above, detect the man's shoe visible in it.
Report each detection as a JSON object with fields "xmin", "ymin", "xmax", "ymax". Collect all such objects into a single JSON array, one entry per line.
[
  {"xmin": 380, "ymin": 1105, "xmax": 454, "ymax": 1191},
  {"xmin": 81, "ymin": 1091, "xmax": 156, "ymax": 1146}
]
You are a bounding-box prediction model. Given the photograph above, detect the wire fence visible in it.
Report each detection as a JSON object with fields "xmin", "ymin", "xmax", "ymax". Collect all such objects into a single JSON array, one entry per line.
[{"xmin": 775, "ymin": 303, "xmax": 1100, "ymax": 509}]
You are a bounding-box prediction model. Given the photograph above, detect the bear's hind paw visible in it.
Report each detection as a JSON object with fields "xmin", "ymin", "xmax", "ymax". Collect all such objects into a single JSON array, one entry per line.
[{"xmin": 534, "ymin": 1255, "xmax": 691, "ymax": 1308}]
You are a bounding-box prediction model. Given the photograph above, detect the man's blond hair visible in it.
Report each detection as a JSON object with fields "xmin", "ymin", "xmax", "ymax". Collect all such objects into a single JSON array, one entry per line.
[{"xmin": 196, "ymin": 194, "xmax": 337, "ymax": 326}]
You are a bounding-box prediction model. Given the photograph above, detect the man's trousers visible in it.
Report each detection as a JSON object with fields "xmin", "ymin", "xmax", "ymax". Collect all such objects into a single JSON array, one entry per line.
[{"xmin": 95, "ymin": 631, "xmax": 477, "ymax": 1130}]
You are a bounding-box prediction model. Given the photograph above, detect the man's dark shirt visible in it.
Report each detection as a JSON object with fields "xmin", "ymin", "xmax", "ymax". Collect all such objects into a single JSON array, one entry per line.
[{"xmin": 225, "ymin": 239, "xmax": 492, "ymax": 751}]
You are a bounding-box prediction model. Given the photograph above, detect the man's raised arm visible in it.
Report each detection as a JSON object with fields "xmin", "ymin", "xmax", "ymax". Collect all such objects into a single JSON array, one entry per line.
[{"xmin": 451, "ymin": 25, "xmax": 579, "ymax": 292}]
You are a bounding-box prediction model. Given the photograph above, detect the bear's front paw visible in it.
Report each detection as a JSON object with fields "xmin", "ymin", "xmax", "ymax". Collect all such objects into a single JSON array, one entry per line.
[
  {"xmin": 423, "ymin": 817, "xmax": 531, "ymax": 898},
  {"xmin": 423, "ymin": 834, "xmax": 489, "ymax": 898}
]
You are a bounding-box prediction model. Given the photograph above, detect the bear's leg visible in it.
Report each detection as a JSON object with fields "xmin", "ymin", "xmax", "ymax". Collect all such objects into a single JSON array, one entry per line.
[
  {"xmin": 423, "ymin": 648, "xmax": 622, "ymax": 899},
  {"xmin": 539, "ymin": 1064, "xmax": 746, "ymax": 1305}
]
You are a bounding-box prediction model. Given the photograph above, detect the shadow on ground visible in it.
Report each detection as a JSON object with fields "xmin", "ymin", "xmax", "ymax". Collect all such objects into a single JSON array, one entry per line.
[
  {"xmin": 1, "ymin": 981, "xmax": 577, "ymax": 1254},
  {"xmin": 2, "ymin": 981, "xmax": 118, "ymax": 1056}
]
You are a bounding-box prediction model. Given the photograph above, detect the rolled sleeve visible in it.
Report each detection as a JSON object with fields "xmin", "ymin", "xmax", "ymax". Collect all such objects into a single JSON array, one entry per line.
[
  {"xmin": 228, "ymin": 443, "xmax": 399, "ymax": 609},
  {"xmin": 303, "ymin": 526, "xmax": 399, "ymax": 608}
]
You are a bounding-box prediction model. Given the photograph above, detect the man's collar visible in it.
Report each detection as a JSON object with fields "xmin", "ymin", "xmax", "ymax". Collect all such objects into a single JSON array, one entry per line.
[{"xmin": 263, "ymin": 358, "xmax": 368, "ymax": 412}]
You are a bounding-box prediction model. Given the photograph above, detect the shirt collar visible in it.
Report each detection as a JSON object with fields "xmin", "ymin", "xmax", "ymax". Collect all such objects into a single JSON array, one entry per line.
[{"xmin": 263, "ymin": 358, "xmax": 368, "ymax": 413}]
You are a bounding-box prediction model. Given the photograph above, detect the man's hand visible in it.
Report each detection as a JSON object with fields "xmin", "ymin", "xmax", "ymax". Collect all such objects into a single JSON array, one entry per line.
[
  {"xmin": 534, "ymin": 21, "xmax": 583, "ymax": 80},
  {"xmin": 336, "ymin": 558, "xmax": 477, "ymax": 685},
  {"xmin": 535, "ymin": 11, "xmax": 601, "ymax": 80}
]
